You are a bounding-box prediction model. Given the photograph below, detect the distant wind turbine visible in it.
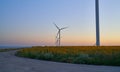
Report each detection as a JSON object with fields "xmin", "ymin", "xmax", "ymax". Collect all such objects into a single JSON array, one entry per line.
[
  {"xmin": 95, "ymin": 0, "xmax": 100, "ymax": 46},
  {"xmin": 53, "ymin": 22, "xmax": 68, "ymax": 46}
]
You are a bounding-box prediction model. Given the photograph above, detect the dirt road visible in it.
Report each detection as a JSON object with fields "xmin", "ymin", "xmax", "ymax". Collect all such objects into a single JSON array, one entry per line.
[{"xmin": 0, "ymin": 51, "xmax": 120, "ymax": 72}]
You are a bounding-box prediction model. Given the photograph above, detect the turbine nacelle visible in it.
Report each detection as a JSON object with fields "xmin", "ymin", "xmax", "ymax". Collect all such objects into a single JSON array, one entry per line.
[{"xmin": 53, "ymin": 22, "xmax": 68, "ymax": 30}]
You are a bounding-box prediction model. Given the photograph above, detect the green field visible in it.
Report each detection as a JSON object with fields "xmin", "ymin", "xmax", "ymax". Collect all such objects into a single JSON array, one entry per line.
[{"xmin": 16, "ymin": 46, "xmax": 120, "ymax": 66}]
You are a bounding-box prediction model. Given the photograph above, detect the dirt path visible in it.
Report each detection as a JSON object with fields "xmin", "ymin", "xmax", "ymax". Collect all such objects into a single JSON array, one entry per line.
[{"xmin": 0, "ymin": 51, "xmax": 120, "ymax": 72}]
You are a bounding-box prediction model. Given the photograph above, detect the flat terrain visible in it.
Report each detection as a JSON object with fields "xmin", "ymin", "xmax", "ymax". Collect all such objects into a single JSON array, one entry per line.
[{"xmin": 0, "ymin": 51, "xmax": 120, "ymax": 72}]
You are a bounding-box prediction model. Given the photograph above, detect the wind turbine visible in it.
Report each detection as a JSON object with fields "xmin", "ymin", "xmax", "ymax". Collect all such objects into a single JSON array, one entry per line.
[
  {"xmin": 53, "ymin": 23, "xmax": 68, "ymax": 46},
  {"xmin": 95, "ymin": 0, "xmax": 100, "ymax": 46}
]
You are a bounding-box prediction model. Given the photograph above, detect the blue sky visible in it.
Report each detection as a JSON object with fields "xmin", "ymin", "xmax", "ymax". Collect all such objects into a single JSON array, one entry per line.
[{"xmin": 0, "ymin": 0, "xmax": 120, "ymax": 46}]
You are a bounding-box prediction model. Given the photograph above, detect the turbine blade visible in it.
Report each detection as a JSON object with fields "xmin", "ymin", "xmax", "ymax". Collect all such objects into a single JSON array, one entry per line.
[
  {"xmin": 56, "ymin": 38, "xmax": 59, "ymax": 46},
  {"xmin": 56, "ymin": 31, "xmax": 59, "ymax": 38},
  {"xmin": 60, "ymin": 27, "xmax": 68, "ymax": 30},
  {"xmin": 53, "ymin": 22, "xmax": 59, "ymax": 29},
  {"xmin": 55, "ymin": 39, "xmax": 58, "ymax": 46}
]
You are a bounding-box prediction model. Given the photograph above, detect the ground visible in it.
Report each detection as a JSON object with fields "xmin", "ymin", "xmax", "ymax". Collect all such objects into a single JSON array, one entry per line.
[{"xmin": 0, "ymin": 51, "xmax": 120, "ymax": 72}]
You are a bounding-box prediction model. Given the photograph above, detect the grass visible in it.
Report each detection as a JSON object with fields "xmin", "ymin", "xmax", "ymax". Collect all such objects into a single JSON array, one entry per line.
[
  {"xmin": 0, "ymin": 48, "xmax": 20, "ymax": 52},
  {"xmin": 15, "ymin": 46, "xmax": 120, "ymax": 66}
]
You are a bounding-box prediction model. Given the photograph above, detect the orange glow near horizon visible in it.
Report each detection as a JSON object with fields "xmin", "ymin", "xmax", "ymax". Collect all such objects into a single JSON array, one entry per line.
[
  {"xmin": 8, "ymin": 34, "xmax": 119, "ymax": 46},
  {"xmin": 2, "ymin": 37, "xmax": 119, "ymax": 46}
]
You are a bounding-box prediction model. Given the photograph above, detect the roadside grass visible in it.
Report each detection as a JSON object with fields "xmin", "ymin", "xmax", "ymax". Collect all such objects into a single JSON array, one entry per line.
[
  {"xmin": 15, "ymin": 46, "xmax": 120, "ymax": 66},
  {"xmin": 0, "ymin": 48, "xmax": 19, "ymax": 52}
]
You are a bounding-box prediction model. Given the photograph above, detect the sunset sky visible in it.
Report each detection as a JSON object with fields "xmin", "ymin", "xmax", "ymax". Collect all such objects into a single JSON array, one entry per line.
[{"xmin": 0, "ymin": 0, "xmax": 120, "ymax": 46}]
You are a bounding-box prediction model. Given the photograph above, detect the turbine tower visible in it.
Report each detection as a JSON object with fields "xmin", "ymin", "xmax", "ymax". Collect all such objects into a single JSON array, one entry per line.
[
  {"xmin": 53, "ymin": 23, "xmax": 67, "ymax": 46},
  {"xmin": 95, "ymin": 0, "xmax": 100, "ymax": 46}
]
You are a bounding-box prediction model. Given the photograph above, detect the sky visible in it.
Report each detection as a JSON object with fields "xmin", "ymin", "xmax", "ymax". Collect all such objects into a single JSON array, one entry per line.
[{"xmin": 0, "ymin": 0, "xmax": 120, "ymax": 46}]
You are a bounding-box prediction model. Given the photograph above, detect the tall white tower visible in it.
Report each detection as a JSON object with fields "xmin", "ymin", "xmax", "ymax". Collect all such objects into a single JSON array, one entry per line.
[{"xmin": 95, "ymin": 0, "xmax": 100, "ymax": 46}]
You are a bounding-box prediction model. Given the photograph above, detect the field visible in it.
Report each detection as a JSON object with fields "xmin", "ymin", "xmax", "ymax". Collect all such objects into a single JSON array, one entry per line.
[
  {"xmin": 16, "ymin": 46, "xmax": 120, "ymax": 66},
  {"xmin": 0, "ymin": 48, "xmax": 19, "ymax": 52}
]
